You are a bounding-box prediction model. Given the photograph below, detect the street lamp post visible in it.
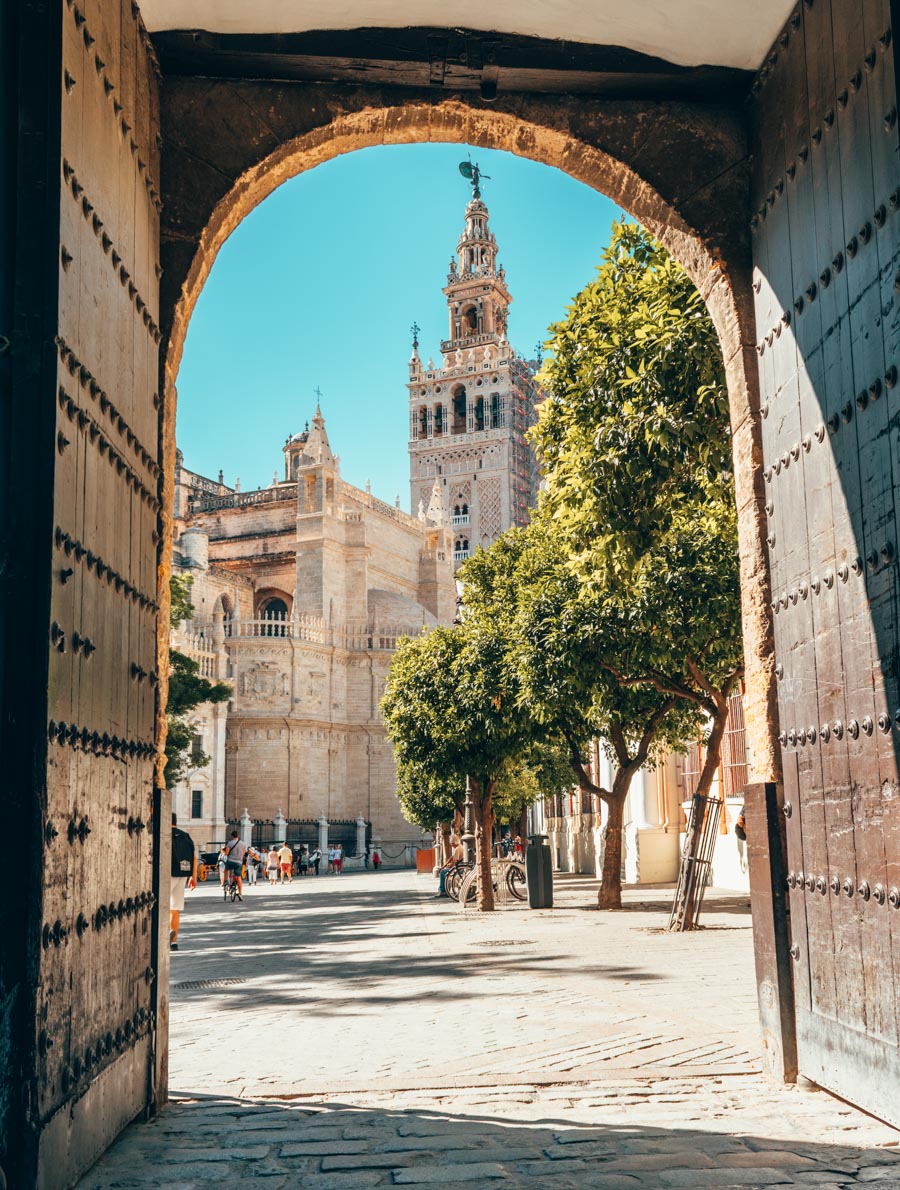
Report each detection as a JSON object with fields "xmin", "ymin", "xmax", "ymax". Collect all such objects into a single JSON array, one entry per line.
[{"xmin": 461, "ymin": 774, "xmax": 475, "ymax": 864}]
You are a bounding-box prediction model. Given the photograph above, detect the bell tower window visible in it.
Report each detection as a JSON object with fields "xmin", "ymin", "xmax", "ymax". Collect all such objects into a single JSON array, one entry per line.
[{"xmin": 451, "ymin": 386, "xmax": 467, "ymax": 434}]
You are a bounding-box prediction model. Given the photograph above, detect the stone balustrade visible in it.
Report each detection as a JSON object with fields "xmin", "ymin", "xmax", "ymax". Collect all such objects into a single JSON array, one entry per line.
[
  {"xmin": 191, "ymin": 482, "xmax": 298, "ymax": 514},
  {"xmin": 192, "ymin": 615, "xmax": 430, "ymax": 652}
]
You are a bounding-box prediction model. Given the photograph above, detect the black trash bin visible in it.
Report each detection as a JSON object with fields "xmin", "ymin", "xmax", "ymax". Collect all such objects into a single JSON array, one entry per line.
[{"xmin": 525, "ymin": 834, "xmax": 553, "ymax": 908}]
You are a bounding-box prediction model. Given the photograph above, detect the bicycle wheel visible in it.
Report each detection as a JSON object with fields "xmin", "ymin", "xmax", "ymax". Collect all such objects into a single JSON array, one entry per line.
[
  {"xmin": 445, "ymin": 863, "xmax": 472, "ymax": 902},
  {"xmin": 458, "ymin": 867, "xmax": 479, "ymax": 907},
  {"xmin": 229, "ymin": 881, "xmax": 238, "ymax": 903},
  {"xmin": 505, "ymin": 864, "xmax": 527, "ymax": 901},
  {"xmin": 223, "ymin": 880, "xmax": 230, "ymax": 901}
]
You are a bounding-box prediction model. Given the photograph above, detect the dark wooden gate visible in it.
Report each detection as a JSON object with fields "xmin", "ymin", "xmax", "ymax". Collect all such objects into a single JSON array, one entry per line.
[
  {"xmin": 751, "ymin": 0, "xmax": 900, "ymax": 1125},
  {"xmin": 3, "ymin": 1, "xmax": 164, "ymax": 1183}
]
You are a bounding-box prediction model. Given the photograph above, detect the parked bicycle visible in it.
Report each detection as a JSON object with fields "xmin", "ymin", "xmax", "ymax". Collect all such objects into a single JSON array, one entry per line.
[{"xmin": 456, "ymin": 858, "xmax": 526, "ymax": 906}]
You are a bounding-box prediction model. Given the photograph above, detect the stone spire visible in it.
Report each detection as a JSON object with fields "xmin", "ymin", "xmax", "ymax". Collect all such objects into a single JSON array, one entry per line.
[
  {"xmin": 424, "ymin": 478, "xmax": 449, "ymax": 528},
  {"xmin": 301, "ymin": 406, "xmax": 336, "ymax": 468}
]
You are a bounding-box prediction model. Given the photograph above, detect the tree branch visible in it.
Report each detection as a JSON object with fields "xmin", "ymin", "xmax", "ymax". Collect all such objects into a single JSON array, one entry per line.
[
  {"xmin": 564, "ymin": 731, "xmax": 611, "ymax": 800},
  {"xmin": 603, "ymin": 660, "xmax": 715, "ymax": 716},
  {"xmin": 633, "ymin": 696, "xmax": 679, "ymax": 768}
]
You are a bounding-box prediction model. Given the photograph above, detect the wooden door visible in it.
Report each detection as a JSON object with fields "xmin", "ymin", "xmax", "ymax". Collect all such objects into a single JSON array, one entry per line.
[
  {"xmin": 4, "ymin": 2, "xmax": 164, "ymax": 1184},
  {"xmin": 751, "ymin": 0, "xmax": 900, "ymax": 1126}
]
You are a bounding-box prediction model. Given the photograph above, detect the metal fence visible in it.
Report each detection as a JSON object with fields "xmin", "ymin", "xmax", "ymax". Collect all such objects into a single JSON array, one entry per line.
[{"xmin": 228, "ymin": 818, "xmax": 370, "ymax": 856}]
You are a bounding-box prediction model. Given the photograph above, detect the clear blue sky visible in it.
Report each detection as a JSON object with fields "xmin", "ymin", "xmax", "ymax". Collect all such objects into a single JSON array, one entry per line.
[{"xmin": 175, "ymin": 143, "xmax": 620, "ymax": 507}]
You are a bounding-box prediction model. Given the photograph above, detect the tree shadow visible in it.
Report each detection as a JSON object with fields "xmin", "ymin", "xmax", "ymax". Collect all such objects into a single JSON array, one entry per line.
[
  {"xmin": 77, "ymin": 1093, "xmax": 900, "ymax": 1188},
  {"xmin": 170, "ymin": 880, "xmax": 668, "ymax": 1016}
]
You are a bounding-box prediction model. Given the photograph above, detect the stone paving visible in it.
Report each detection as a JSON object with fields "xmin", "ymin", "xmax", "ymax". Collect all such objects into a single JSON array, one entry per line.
[{"xmin": 79, "ymin": 870, "xmax": 900, "ymax": 1188}]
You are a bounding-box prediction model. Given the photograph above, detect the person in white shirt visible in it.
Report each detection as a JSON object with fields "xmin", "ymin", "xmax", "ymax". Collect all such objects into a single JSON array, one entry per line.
[{"xmin": 220, "ymin": 831, "xmax": 248, "ymax": 899}]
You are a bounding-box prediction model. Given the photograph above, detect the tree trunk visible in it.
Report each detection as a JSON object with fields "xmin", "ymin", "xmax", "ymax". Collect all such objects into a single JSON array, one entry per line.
[
  {"xmin": 677, "ymin": 704, "xmax": 729, "ymax": 930},
  {"xmin": 439, "ymin": 822, "xmax": 452, "ymax": 865},
  {"xmin": 597, "ymin": 792, "xmax": 626, "ymax": 909},
  {"xmin": 472, "ymin": 778, "xmax": 495, "ymax": 912}
]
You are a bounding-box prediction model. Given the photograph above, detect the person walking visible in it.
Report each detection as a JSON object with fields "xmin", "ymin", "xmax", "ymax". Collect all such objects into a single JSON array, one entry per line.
[
  {"xmin": 170, "ymin": 813, "xmax": 197, "ymax": 951},
  {"xmin": 246, "ymin": 845, "xmax": 261, "ymax": 888},
  {"xmin": 278, "ymin": 841, "xmax": 294, "ymax": 884},
  {"xmin": 309, "ymin": 847, "xmax": 321, "ymax": 876},
  {"xmin": 333, "ymin": 844, "xmax": 343, "ymax": 874},
  {"xmin": 266, "ymin": 846, "xmax": 279, "ymax": 885},
  {"xmin": 372, "ymin": 848, "xmax": 381, "ymax": 871}
]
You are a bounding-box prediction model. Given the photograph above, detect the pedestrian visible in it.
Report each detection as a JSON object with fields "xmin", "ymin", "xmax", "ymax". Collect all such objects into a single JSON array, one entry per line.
[
  {"xmin": 364, "ymin": 846, "xmax": 371, "ymax": 870},
  {"xmin": 170, "ymin": 813, "xmax": 197, "ymax": 951},
  {"xmin": 298, "ymin": 847, "xmax": 309, "ymax": 877},
  {"xmin": 217, "ymin": 850, "xmax": 226, "ymax": 886},
  {"xmin": 278, "ymin": 840, "xmax": 294, "ymax": 883},
  {"xmin": 327, "ymin": 846, "xmax": 336, "ymax": 874},
  {"xmin": 372, "ymin": 848, "xmax": 381, "ymax": 871},
  {"xmin": 437, "ymin": 834, "xmax": 463, "ymax": 897},
  {"xmin": 310, "ymin": 847, "xmax": 321, "ymax": 876},
  {"xmin": 246, "ymin": 845, "xmax": 261, "ymax": 887},
  {"xmin": 334, "ymin": 844, "xmax": 343, "ymax": 874},
  {"xmin": 266, "ymin": 846, "xmax": 279, "ymax": 885}
]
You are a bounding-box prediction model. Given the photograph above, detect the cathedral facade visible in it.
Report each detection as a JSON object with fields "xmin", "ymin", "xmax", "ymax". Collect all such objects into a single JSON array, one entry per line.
[
  {"xmin": 170, "ymin": 410, "xmax": 455, "ymax": 857},
  {"xmin": 170, "ymin": 181, "xmax": 542, "ymax": 859},
  {"xmin": 408, "ymin": 181, "xmax": 543, "ymax": 567}
]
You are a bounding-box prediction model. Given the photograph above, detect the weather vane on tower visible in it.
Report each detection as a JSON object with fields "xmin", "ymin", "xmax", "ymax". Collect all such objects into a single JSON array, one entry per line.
[{"xmin": 458, "ymin": 158, "xmax": 490, "ymax": 199}]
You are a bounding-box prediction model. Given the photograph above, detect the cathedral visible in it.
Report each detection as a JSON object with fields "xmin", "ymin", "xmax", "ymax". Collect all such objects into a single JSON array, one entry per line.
[{"xmin": 170, "ymin": 176, "xmax": 543, "ymax": 858}]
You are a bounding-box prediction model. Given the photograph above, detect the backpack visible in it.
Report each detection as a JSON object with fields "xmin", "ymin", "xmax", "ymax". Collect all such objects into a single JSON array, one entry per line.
[{"xmin": 171, "ymin": 827, "xmax": 195, "ymax": 877}]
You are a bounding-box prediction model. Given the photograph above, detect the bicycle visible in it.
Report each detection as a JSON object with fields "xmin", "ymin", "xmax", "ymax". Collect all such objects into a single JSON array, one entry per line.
[
  {"xmin": 223, "ymin": 867, "xmax": 241, "ymax": 902},
  {"xmin": 458, "ymin": 858, "xmax": 527, "ymax": 907},
  {"xmin": 444, "ymin": 860, "xmax": 473, "ymax": 902}
]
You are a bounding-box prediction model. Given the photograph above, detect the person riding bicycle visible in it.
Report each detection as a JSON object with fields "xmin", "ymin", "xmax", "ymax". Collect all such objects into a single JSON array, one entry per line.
[{"xmin": 220, "ymin": 830, "xmax": 247, "ymax": 900}]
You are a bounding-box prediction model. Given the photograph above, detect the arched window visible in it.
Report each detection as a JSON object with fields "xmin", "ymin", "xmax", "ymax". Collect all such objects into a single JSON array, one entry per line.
[
  {"xmin": 258, "ymin": 595, "xmax": 289, "ymax": 637},
  {"xmin": 419, "ymin": 406, "xmax": 428, "ymax": 437},
  {"xmin": 434, "ymin": 404, "xmax": 444, "ymax": 436},
  {"xmin": 451, "ymin": 385, "xmax": 467, "ymax": 435},
  {"xmin": 463, "ymin": 306, "xmax": 478, "ymax": 334},
  {"xmin": 474, "ymin": 396, "xmax": 485, "ymax": 432}
]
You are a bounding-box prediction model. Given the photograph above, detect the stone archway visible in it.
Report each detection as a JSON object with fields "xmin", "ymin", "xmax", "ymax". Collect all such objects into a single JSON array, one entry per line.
[
  {"xmin": 156, "ymin": 95, "xmax": 777, "ymax": 811},
  {"xmin": 19, "ymin": 4, "xmax": 900, "ymax": 1181}
]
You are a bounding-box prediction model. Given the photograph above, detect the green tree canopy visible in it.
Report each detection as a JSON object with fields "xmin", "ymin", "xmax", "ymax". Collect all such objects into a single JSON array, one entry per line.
[
  {"xmin": 164, "ymin": 576, "xmax": 231, "ymax": 787},
  {"xmin": 527, "ymin": 222, "xmax": 743, "ymax": 923},
  {"xmin": 382, "ymin": 624, "xmax": 543, "ymax": 910},
  {"xmin": 532, "ymin": 220, "xmax": 733, "ymax": 572}
]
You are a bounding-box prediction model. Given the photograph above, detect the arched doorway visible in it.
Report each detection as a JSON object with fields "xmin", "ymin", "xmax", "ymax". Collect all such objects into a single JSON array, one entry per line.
[{"xmin": 6, "ymin": 3, "xmax": 899, "ymax": 1184}]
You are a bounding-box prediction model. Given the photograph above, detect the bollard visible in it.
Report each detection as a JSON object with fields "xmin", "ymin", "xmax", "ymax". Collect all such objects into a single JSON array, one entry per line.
[{"xmin": 526, "ymin": 834, "xmax": 553, "ymax": 908}]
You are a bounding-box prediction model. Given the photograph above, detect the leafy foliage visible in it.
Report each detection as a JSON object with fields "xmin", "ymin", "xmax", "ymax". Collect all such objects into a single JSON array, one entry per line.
[
  {"xmin": 164, "ymin": 577, "xmax": 231, "ymax": 787},
  {"xmin": 533, "ymin": 220, "xmax": 732, "ymax": 571}
]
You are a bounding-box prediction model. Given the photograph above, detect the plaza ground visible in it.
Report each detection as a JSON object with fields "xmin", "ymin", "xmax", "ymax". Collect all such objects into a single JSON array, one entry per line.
[{"xmin": 79, "ymin": 870, "xmax": 900, "ymax": 1188}]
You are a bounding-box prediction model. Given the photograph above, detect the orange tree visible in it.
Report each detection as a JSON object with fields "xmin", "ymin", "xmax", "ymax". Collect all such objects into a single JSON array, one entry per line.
[
  {"xmin": 531, "ymin": 222, "xmax": 744, "ymax": 915},
  {"xmin": 461, "ymin": 522, "xmax": 699, "ymax": 909},
  {"xmin": 381, "ymin": 624, "xmax": 541, "ymax": 911}
]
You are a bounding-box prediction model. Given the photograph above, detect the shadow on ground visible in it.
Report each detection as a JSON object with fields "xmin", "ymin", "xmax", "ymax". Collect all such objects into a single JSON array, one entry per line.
[
  {"xmin": 170, "ymin": 878, "xmax": 672, "ymax": 1016},
  {"xmin": 77, "ymin": 1093, "xmax": 900, "ymax": 1188}
]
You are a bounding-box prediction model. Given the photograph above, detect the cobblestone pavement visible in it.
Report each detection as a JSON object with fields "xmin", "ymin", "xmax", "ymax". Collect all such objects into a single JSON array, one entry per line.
[{"xmin": 79, "ymin": 870, "xmax": 900, "ymax": 1188}]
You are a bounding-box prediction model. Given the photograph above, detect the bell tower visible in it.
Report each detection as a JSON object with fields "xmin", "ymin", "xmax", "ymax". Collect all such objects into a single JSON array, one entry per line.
[{"xmin": 407, "ymin": 164, "xmax": 542, "ymax": 569}]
